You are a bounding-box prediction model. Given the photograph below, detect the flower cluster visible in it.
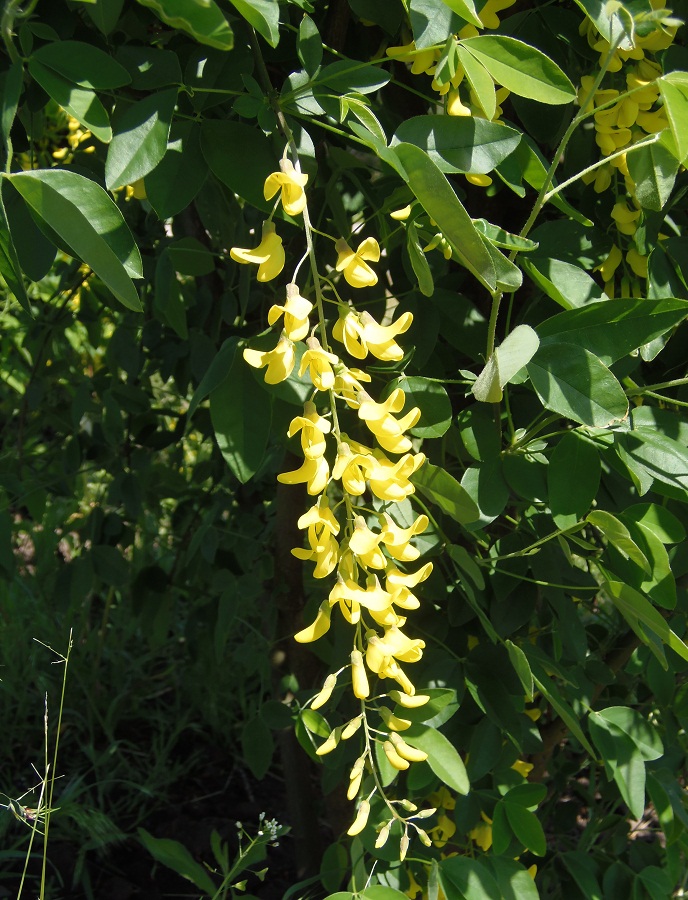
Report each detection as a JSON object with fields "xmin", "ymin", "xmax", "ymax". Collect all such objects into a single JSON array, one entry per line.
[
  {"xmin": 385, "ymin": 0, "xmax": 517, "ymax": 190},
  {"xmin": 232, "ymin": 153, "xmax": 436, "ymax": 852},
  {"xmin": 578, "ymin": 1, "xmax": 679, "ymax": 297}
]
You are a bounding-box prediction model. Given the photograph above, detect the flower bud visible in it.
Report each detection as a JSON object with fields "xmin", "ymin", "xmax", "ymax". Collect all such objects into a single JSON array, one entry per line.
[
  {"xmin": 383, "ymin": 740, "xmax": 410, "ymax": 770},
  {"xmin": 347, "ymin": 800, "xmax": 371, "ymax": 836},
  {"xmin": 311, "ymin": 674, "xmax": 337, "ymax": 710},
  {"xmin": 375, "ymin": 820, "xmax": 393, "ymax": 848},
  {"xmin": 416, "ymin": 827, "xmax": 432, "ymax": 847},
  {"xmin": 316, "ymin": 727, "xmax": 340, "ymax": 756},
  {"xmin": 390, "ymin": 731, "xmax": 428, "ymax": 762},
  {"xmin": 389, "ymin": 690, "xmax": 430, "ymax": 708},
  {"xmin": 341, "ymin": 716, "xmax": 363, "ymax": 740},
  {"xmin": 399, "ymin": 830, "xmax": 410, "ymax": 861},
  {"xmin": 379, "ymin": 706, "xmax": 412, "ymax": 731},
  {"xmin": 351, "ymin": 650, "xmax": 370, "ymax": 699}
]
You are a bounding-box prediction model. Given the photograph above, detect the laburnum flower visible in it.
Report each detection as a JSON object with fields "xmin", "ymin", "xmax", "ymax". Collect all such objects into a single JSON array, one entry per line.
[
  {"xmin": 333, "ymin": 366, "xmax": 371, "ymax": 408},
  {"xmin": 332, "ymin": 440, "xmax": 371, "ymax": 495},
  {"xmin": 335, "ymin": 237, "xmax": 380, "ymax": 288},
  {"xmin": 288, "ymin": 401, "xmax": 331, "ymax": 459},
  {"xmin": 268, "ymin": 283, "xmax": 313, "ymax": 341},
  {"xmin": 292, "ymin": 495, "xmax": 340, "ymax": 579},
  {"xmin": 299, "ymin": 337, "xmax": 339, "ymax": 391},
  {"xmin": 365, "ymin": 450, "xmax": 425, "ymax": 502},
  {"xmin": 478, "ymin": 0, "xmax": 516, "ymax": 29},
  {"xmin": 365, "ymin": 626, "xmax": 425, "ymax": 694},
  {"xmin": 243, "ymin": 334, "xmax": 295, "ymax": 384},
  {"xmin": 349, "ymin": 516, "xmax": 386, "ymax": 569},
  {"xmin": 627, "ymin": 247, "xmax": 648, "ymax": 278},
  {"xmin": 263, "ymin": 158, "xmax": 309, "ymax": 216},
  {"xmin": 380, "ymin": 513, "xmax": 429, "ymax": 562},
  {"xmin": 294, "ymin": 599, "xmax": 332, "ymax": 643},
  {"xmin": 386, "ymin": 562, "xmax": 433, "ymax": 611},
  {"xmin": 333, "ymin": 308, "xmax": 413, "ymax": 362},
  {"xmin": 358, "ymin": 388, "xmax": 420, "ymax": 454},
  {"xmin": 596, "ymin": 244, "xmax": 623, "ymax": 285},
  {"xmin": 429, "ymin": 812, "xmax": 457, "ymax": 849},
  {"xmin": 230, "ymin": 222, "xmax": 285, "ymax": 282},
  {"xmin": 278, "ymin": 454, "xmax": 329, "ymax": 495},
  {"xmin": 329, "ymin": 573, "xmax": 394, "ymax": 625},
  {"xmin": 611, "ymin": 201, "xmax": 641, "ymax": 235},
  {"xmin": 468, "ymin": 812, "xmax": 493, "ymax": 851}
]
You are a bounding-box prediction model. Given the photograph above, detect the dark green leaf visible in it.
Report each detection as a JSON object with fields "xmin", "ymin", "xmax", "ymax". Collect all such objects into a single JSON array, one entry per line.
[
  {"xmin": 505, "ymin": 640, "xmax": 533, "ymax": 701},
  {"xmin": 28, "ymin": 61, "xmax": 112, "ymax": 143},
  {"xmin": 317, "ymin": 60, "xmax": 390, "ymax": 94},
  {"xmin": 439, "ymin": 857, "xmax": 501, "ymax": 900},
  {"xmin": 472, "ymin": 324, "xmax": 539, "ymax": 402},
  {"xmin": 527, "ymin": 342, "xmax": 629, "ymax": 427},
  {"xmin": 0, "ymin": 61, "xmax": 23, "ymax": 154},
  {"xmin": 297, "ymin": 15, "xmax": 322, "ymax": 75},
  {"xmin": 411, "ymin": 462, "xmax": 480, "ymax": 526},
  {"xmin": 115, "ymin": 46, "xmax": 182, "ymax": 90},
  {"xmin": 3, "ymin": 181, "xmax": 57, "ymax": 281},
  {"xmin": 227, "ymin": 0, "xmax": 280, "ymax": 47},
  {"xmin": 588, "ymin": 510, "xmax": 650, "ymax": 574},
  {"xmin": 168, "ymin": 236, "xmax": 215, "ymax": 275},
  {"xmin": 406, "ymin": 221, "xmax": 434, "ymax": 297},
  {"xmin": 188, "ymin": 338, "xmax": 239, "ymax": 420},
  {"xmin": 201, "ymin": 120, "xmax": 276, "ymax": 211},
  {"xmin": 138, "ymin": 829, "xmax": 217, "ymax": 894},
  {"xmin": 85, "ymin": 0, "xmax": 125, "ymax": 35},
  {"xmin": 588, "ymin": 711, "xmax": 646, "ymax": 819},
  {"xmin": 241, "ymin": 715, "xmax": 274, "ymax": 779},
  {"xmin": 210, "ymin": 351, "xmax": 272, "ymax": 483},
  {"xmin": 392, "ymin": 376, "xmax": 451, "ymax": 438},
  {"xmin": 145, "ymin": 122, "xmax": 207, "ymax": 218},
  {"xmin": 548, "ymin": 431, "xmax": 600, "ymax": 528},
  {"xmin": 394, "ymin": 143, "xmax": 496, "ymax": 291},
  {"xmin": 7, "ymin": 169, "xmax": 142, "ymax": 311},
  {"xmin": 596, "ymin": 707, "xmax": 663, "ymax": 761},
  {"xmin": 154, "ymin": 252, "xmax": 188, "ymax": 339},
  {"xmin": 504, "ymin": 802, "xmax": 546, "ymax": 856},
  {"xmin": 392, "ymin": 116, "xmax": 521, "ymax": 174},
  {"xmin": 627, "ymin": 135, "xmax": 679, "ymax": 210},
  {"xmin": 403, "ymin": 725, "xmax": 469, "ymax": 794},
  {"xmin": 0, "ymin": 191, "xmax": 30, "ymax": 313},
  {"xmin": 32, "ymin": 40, "xmax": 131, "ymax": 88},
  {"xmin": 136, "ymin": 0, "xmax": 234, "ymax": 50},
  {"xmin": 106, "ymin": 89, "xmax": 177, "ymax": 190}
]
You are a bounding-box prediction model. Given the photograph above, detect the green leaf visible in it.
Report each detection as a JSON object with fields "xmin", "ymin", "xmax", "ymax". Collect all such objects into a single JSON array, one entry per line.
[
  {"xmin": 526, "ymin": 661, "xmax": 595, "ymax": 757},
  {"xmin": 168, "ymin": 236, "xmax": 215, "ymax": 276},
  {"xmin": 479, "ymin": 233, "xmax": 522, "ymax": 292},
  {"xmin": 105, "ymin": 89, "xmax": 177, "ymax": 190},
  {"xmin": 85, "ymin": 0, "xmax": 125, "ymax": 35},
  {"xmin": 297, "ymin": 14, "xmax": 322, "ymax": 76},
  {"xmin": 136, "ymin": 0, "xmax": 234, "ymax": 50},
  {"xmin": 241, "ymin": 715, "xmax": 275, "ymax": 779},
  {"xmin": 548, "ymin": 432, "xmax": 600, "ymax": 529},
  {"xmin": 458, "ymin": 44, "xmax": 496, "ymax": 120},
  {"xmin": 91, "ymin": 544, "xmax": 129, "ymax": 587},
  {"xmin": 0, "ymin": 191, "xmax": 30, "ymax": 313},
  {"xmin": 448, "ymin": 543, "xmax": 485, "ymax": 591},
  {"xmin": 603, "ymin": 578, "xmax": 688, "ymax": 665},
  {"xmin": 505, "ymin": 639, "xmax": 533, "ymax": 701},
  {"xmin": 622, "ymin": 503, "xmax": 685, "ymax": 544},
  {"xmin": 3, "ymin": 180, "xmax": 57, "ymax": 281},
  {"xmin": 608, "ymin": 519, "xmax": 676, "ymax": 610},
  {"xmin": 472, "ymin": 325, "xmax": 539, "ymax": 403},
  {"xmin": 472, "ymin": 220, "xmax": 537, "ymax": 252},
  {"xmin": 504, "ymin": 783, "xmax": 547, "ymax": 809},
  {"xmin": 138, "ymin": 829, "xmax": 217, "ymax": 894},
  {"xmin": 409, "ymin": 0, "xmax": 460, "ymax": 50},
  {"xmin": 588, "ymin": 510, "xmax": 650, "ymax": 574},
  {"xmin": 392, "ymin": 688, "xmax": 460, "ymax": 728},
  {"xmin": 361, "ymin": 888, "xmax": 412, "ymax": 900},
  {"xmin": 411, "ymin": 462, "xmax": 480, "ymax": 526},
  {"xmin": 210, "ymin": 351, "xmax": 272, "ymax": 483},
  {"xmin": 596, "ymin": 707, "xmax": 663, "ymax": 762},
  {"xmin": 145, "ymin": 122, "xmax": 207, "ymax": 218},
  {"xmin": 318, "ymin": 60, "xmax": 390, "ymax": 95},
  {"xmin": 28, "ymin": 61, "xmax": 112, "ymax": 143},
  {"xmin": 403, "ymin": 725, "xmax": 469, "ymax": 794},
  {"xmin": 406, "ymin": 221, "xmax": 434, "ymax": 297},
  {"xmin": 394, "ymin": 143, "xmax": 496, "ymax": 291},
  {"xmin": 635, "ymin": 867, "xmax": 675, "ymax": 900},
  {"xmin": 440, "ymin": 0, "xmax": 481, "ymax": 28},
  {"xmin": 6, "ymin": 169, "xmax": 142, "ymax": 311},
  {"xmin": 201, "ymin": 120, "xmax": 276, "ymax": 211},
  {"xmin": 461, "ymin": 36, "xmax": 576, "ymax": 105},
  {"xmin": 392, "ymin": 116, "xmax": 521, "ymax": 174},
  {"xmin": 116, "ymin": 46, "xmax": 182, "ymax": 90},
  {"xmin": 504, "ymin": 802, "xmax": 546, "ymax": 856},
  {"xmin": 0, "ymin": 61, "xmax": 23, "ymax": 154},
  {"xmin": 526, "ymin": 342, "xmax": 629, "ymax": 428},
  {"xmin": 439, "ymin": 857, "xmax": 501, "ymax": 900},
  {"xmin": 486, "ymin": 859, "xmax": 540, "ymax": 900},
  {"xmin": 537, "ymin": 298, "xmax": 688, "ymax": 364},
  {"xmin": 588, "ymin": 711, "xmax": 646, "ymax": 819},
  {"xmin": 523, "ymin": 257, "xmax": 607, "ymax": 310},
  {"xmin": 154, "ymin": 252, "xmax": 187, "ymax": 339},
  {"xmin": 659, "ymin": 71, "xmax": 688, "ymax": 164},
  {"xmin": 391, "ymin": 376, "xmax": 451, "ymax": 438},
  {"xmin": 227, "ymin": 0, "xmax": 280, "ymax": 47},
  {"xmin": 561, "ymin": 850, "xmax": 603, "ymax": 900},
  {"xmin": 32, "ymin": 40, "xmax": 131, "ymax": 88},
  {"xmin": 627, "ymin": 133, "xmax": 679, "ymax": 211}
]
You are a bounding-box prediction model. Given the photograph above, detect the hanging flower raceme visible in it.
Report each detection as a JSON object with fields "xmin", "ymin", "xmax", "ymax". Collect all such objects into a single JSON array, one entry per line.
[{"xmin": 230, "ymin": 222, "xmax": 285, "ymax": 282}]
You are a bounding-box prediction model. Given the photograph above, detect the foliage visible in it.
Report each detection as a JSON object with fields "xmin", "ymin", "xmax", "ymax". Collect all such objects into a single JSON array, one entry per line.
[{"xmin": 1, "ymin": 0, "xmax": 688, "ymax": 898}]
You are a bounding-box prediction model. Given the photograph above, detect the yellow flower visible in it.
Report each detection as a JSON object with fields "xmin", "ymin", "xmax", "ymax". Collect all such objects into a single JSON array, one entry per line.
[
  {"xmin": 263, "ymin": 158, "xmax": 309, "ymax": 216},
  {"xmin": 385, "ymin": 562, "xmax": 433, "ymax": 610},
  {"xmin": 294, "ymin": 600, "xmax": 332, "ymax": 642},
  {"xmin": 390, "ymin": 204, "xmax": 412, "ymax": 220},
  {"xmin": 380, "ymin": 513, "xmax": 428, "ymax": 562},
  {"xmin": 478, "ymin": 0, "xmax": 516, "ymax": 29},
  {"xmin": 428, "ymin": 785, "xmax": 456, "ymax": 811},
  {"xmin": 329, "ymin": 573, "xmax": 394, "ymax": 625},
  {"xmin": 468, "ymin": 812, "xmax": 493, "ymax": 851},
  {"xmin": 268, "ymin": 283, "xmax": 313, "ymax": 341},
  {"xmin": 358, "ymin": 388, "xmax": 420, "ymax": 454},
  {"xmin": 335, "ymin": 237, "xmax": 380, "ymax": 288},
  {"xmin": 332, "ymin": 441, "xmax": 371, "ymax": 495},
  {"xmin": 596, "ymin": 243, "xmax": 623, "ymax": 283},
  {"xmin": 243, "ymin": 335, "xmax": 295, "ymax": 384},
  {"xmin": 349, "ymin": 516, "xmax": 386, "ymax": 569},
  {"xmin": 277, "ymin": 454, "xmax": 329, "ymax": 495},
  {"xmin": 512, "ymin": 758, "xmax": 534, "ymax": 778},
  {"xmin": 293, "ymin": 495, "xmax": 340, "ymax": 578},
  {"xmin": 366, "ymin": 625, "xmax": 425, "ymax": 672},
  {"xmin": 428, "ymin": 812, "xmax": 456, "ymax": 848},
  {"xmin": 333, "ymin": 308, "xmax": 413, "ymax": 362},
  {"xmin": 611, "ymin": 201, "xmax": 641, "ymax": 235},
  {"xmin": 365, "ymin": 450, "xmax": 425, "ymax": 502},
  {"xmin": 230, "ymin": 222, "xmax": 285, "ymax": 282},
  {"xmin": 626, "ymin": 247, "xmax": 648, "ymax": 278},
  {"xmin": 351, "ymin": 649, "xmax": 370, "ymax": 699},
  {"xmin": 299, "ymin": 337, "xmax": 339, "ymax": 391},
  {"xmin": 287, "ymin": 401, "xmax": 331, "ymax": 459},
  {"xmin": 333, "ymin": 366, "xmax": 371, "ymax": 407},
  {"xmin": 447, "ymin": 89, "xmax": 472, "ymax": 117}
]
